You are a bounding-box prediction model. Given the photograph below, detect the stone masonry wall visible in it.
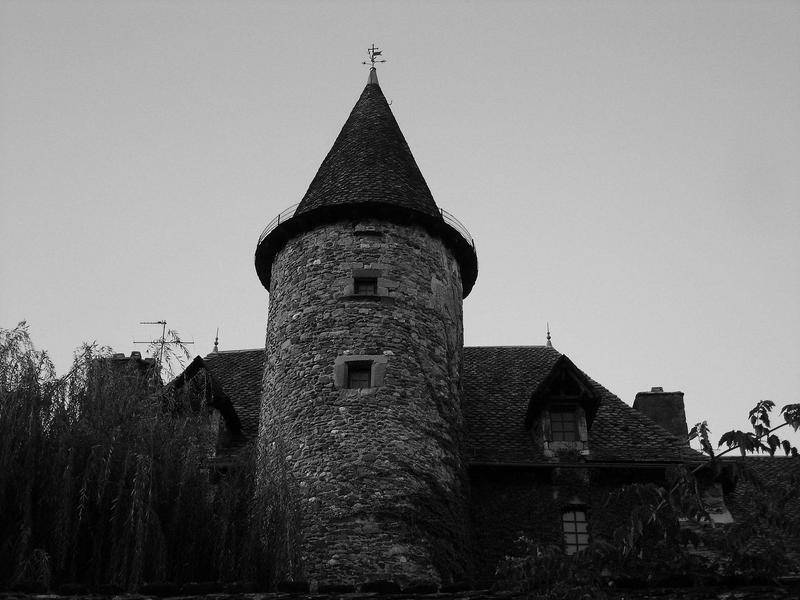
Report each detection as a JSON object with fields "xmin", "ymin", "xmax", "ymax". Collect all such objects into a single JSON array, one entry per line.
[{"xmin": 258, "ymin": 218, "xmax": 470, "ymax": 587}]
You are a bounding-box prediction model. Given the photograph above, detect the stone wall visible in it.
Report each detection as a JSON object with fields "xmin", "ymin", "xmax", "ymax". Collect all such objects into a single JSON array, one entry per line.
[
  {"xmin": 258, "ymin": 218, "xmax": 471, "ymax": 587},
  {"xmin": 470, "ymin": 468, "xmax": 562, "ymax": 581}
]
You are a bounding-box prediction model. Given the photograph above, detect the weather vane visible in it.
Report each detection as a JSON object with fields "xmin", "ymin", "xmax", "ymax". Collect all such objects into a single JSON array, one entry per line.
[{"xmin": 363, "ymin": 44, "xmax": 386, "ymax": 68}]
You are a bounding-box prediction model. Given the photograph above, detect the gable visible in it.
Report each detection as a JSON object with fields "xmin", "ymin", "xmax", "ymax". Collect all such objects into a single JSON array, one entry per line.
[
  {"xmin": 169, "ymin": 349, "xmax": 265, "ymax": 459},
  {"xmin": 525, "ymin": 354, "xmax": 602, "ymax": 429},
  {"xmin": 202, "ymin": 349, "xmax": 265, "ymax": 444}
]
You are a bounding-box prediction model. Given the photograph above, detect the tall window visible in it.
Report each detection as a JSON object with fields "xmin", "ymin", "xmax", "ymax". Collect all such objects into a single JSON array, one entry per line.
[
  {"xmin": 550, "ymin": 408, "xmax": 578, "ymax": 442},
  {"xmin": 346, "ymin": 363, "xmax": 372, "ymax": 389},
  {"xmin": 562, "ymin": 509, "xmax": 589, "ymax": 554}
]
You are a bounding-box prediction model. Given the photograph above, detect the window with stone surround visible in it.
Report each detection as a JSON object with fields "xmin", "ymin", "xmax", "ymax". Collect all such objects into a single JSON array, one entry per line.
[
  {"xmin": 562, "ymin": 508, "xmax": 589, "ymax": 555},
  {"xmin": 334, "ymin": 354, "xmax": 389, "ymax": 390},
  {"xmin": 543, "ymin": 404, "xmax": 588, "ymax": 455},
  {"xmin": 343, "ymin": 268, "xmax": 394, "ymax": 301}
]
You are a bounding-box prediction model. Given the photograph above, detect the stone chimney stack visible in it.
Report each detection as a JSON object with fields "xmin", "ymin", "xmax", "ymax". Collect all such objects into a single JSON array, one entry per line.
[{"xmin": 633, "ymin": 387, "xmax": 689, "ymax": 444}]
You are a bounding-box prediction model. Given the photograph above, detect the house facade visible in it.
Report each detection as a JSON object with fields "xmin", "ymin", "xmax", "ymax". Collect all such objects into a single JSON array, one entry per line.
[{"xmin": 175, "ymin": 68, "xmax": 795, "ymax": 588}]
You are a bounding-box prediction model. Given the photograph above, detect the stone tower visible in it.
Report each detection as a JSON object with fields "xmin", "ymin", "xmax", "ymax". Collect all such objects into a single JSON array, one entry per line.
[{"xmin": 254, "ymin": 68, "xmax": 478, "ymax": 587}]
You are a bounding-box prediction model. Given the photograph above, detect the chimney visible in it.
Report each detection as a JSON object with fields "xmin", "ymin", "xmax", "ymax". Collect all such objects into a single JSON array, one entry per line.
[{"xmin": 633, "ymin": 387, "xmax": 689, "ymax": 444}]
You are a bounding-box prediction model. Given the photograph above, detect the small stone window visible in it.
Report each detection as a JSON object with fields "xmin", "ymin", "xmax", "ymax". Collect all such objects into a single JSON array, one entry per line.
[
  {"xmin": 562, "ymin": 508, "xmax": 589, "ymax": 555},
  {"xmin": 550, "ymin": 408, "xmax": 579, "ymax": 442},
  {"xmin": 354, "ymin": 277, "xmax": 378, "ymax": 296},
  {"xmin": 334, "ymin": 354, "xmax": 389, "ymax": 390},
  {"xmin": 346, "ymin": 362, "xmax": 372, "ymax": 389}
]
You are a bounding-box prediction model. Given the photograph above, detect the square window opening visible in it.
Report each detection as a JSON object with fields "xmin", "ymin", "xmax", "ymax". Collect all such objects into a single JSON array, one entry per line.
[
  {"xmin": 346, "ymin": 362, "xmax": 372, "ymax": 389},
  {"xmin": 354, "ymin": 277, "xmax": 378, "ymax": 296}
]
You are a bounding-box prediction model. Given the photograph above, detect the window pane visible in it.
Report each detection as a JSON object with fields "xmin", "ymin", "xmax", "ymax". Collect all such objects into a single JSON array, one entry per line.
[
  {"xmin": 563, "ymin": 509, "xmax": 589, "ymax": 554},
  {"xmin": 551, "ymin": 409, "xmax": 578, "ymax": 441},
  {"xmin": 354, "ymin": 278, "xmax": 377, "ymax": 295},
  {"xmin": 347, "ymin": 365, "xmax": 371, "ymax": 388}
]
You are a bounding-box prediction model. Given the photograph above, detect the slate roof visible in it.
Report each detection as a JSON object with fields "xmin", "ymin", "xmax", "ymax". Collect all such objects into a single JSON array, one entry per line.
[
  {"xmin": 253, "ymin": 70, "xmax": 478, "ymax": 297},
  {"xmin": 295, "ymin": 69, "xmax": 440, "ymax": 218},
  {"xmin": 721, "ymin": 456, "xmax": 800, "ymax": 565},
  {"xmin": 462, "ymin": 346, "xmax": 689, "ymax": 464},
  {"xmin": 203, "ymin": 349, "xmax": 265, "ymax": 444},
  {"xmin": 724, "ymin": 456, "xmax": 800, "ymax": 520},
  {"xmin": 197, "ymin": 345, "xmax": 688, "ymax": 466}
]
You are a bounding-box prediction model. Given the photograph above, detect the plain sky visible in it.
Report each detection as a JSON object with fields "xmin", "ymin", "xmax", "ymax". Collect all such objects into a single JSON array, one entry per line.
[{"xmin": 1, "ymin": 0, "xmax": 798, "ymax": 449}]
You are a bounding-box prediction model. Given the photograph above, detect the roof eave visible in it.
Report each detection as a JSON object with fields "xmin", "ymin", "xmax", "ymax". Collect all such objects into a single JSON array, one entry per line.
[{"xmin": 255, "ymin": 202, "xmax": 478, "ymax": 297}]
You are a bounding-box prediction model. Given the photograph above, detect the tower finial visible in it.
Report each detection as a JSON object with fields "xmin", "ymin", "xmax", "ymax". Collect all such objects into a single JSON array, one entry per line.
[
  {"xmin": 546, "ymin": 322, "xmax": 552, "ymax": 348},
  {"xmin": 362, "ymin": 43, "xmax": 386, "ymax": 72},
  {"xmin": 213, "ymin": 327, "xmax": 219, "ymax": 353}
]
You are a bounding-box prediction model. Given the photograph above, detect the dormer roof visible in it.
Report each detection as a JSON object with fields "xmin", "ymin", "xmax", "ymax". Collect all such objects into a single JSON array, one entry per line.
[
  {"xmin": 462, "ymin": 346, "xmax": 693, "ymax": 464},
  {"xmin": 525, "ymin": 354, "xmax": 602, "ymax": 428},
  {"xmin": 296, "ymin": 68, "xmax": 439, "ymax": 218}
]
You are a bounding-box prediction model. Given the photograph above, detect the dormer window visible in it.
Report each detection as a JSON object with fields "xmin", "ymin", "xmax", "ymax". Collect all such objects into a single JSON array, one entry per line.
[
  {"xmin": 525, "ymin": 356, "xmax": 600, "ymax": 459},
  {"xmin": 550, "ymin": 408, "xmax": 579, "ymax": 442},
  {"xmin": 354, "ymin": 277, "xmax": 378, "ymax": 296},
  {"xmin": 543, "ymin": 405, "xmax": 588, "ymax": 456}
]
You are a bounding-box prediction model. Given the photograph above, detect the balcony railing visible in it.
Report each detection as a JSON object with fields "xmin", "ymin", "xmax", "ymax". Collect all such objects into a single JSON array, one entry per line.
[
  {"xmin": 258, "ymin": 203, "xmax": 299, "ymax": 245},
  {"xmin": 257, "ymin": 203, "xmax": 475, "ymax": 250},
  {"xmin": 439, "ymin": 208, "xmax": 474, "ymax": 249}
]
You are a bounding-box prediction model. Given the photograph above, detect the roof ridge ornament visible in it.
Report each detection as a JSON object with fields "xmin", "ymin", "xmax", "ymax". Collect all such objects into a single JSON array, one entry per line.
[{"xmin": 546, "ymin": 322, "xmax": 553, "ymax": 348}]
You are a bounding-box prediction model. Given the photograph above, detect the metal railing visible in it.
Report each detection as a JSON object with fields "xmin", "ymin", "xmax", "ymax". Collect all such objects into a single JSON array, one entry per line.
[
  {"xmin": 258, "ymin": 203, "xmax": 299, "ymax": 245},
  {"xmin": 439, "ymin": 208, "xmax": 475, "ymax": 249},
  {"xmin": 256, "ymin": 202, "xmax": 475, "ymax": 250}
]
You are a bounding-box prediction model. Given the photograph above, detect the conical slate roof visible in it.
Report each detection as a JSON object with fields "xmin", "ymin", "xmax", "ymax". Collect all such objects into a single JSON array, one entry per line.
[
  {"xmin": 296, "ymin": 69, "xmax": 439, "ymax": 218},
  {"xmin": 255, "ymin": 68, "xmax": 478, "ymax": 297}
]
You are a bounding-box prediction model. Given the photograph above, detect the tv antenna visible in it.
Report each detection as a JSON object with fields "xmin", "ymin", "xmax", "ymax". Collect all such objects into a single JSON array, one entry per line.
[
  {"xmin": 134, "ymin": 320, "xmax": 194, "ymax": 374},
  {"xmin": 362, "ymin": 44, "xmax": 386, "ymax": 69}
]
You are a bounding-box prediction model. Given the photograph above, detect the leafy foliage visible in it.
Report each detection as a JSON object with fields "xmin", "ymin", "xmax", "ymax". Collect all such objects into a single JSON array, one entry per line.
[
  {"xmin": 0, "ymin": 322, "xmax": 292, "ymax": 591},
  {"xmin": 498, "ymin": 398, "xmax": 800, "ymax": 596}
]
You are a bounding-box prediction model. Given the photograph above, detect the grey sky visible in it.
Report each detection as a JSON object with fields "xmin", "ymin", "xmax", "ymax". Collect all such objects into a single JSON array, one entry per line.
[{"xmin": 1, "ymin": 0, "xmax": 798, "ymax": 447}]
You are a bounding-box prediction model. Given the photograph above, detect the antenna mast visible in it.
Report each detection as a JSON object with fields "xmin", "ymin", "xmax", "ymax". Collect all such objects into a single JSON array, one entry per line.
[{"xmin": 134, "ymin": 320, "xmax": 194, "ymax": 376}]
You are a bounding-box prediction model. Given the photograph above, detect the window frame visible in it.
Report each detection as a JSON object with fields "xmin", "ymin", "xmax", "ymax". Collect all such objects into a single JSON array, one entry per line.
[
  {"xmin": 561, "ymin": 508, "xmax": 590, "ymax": 555},
  {"xmin": 549, "ymin": 407, "xmax": 579, "ymax": 442},
  {"xmin": 333, "ymin": 354, "xmax": 389, "ymax": 390},
  {"xmin": 353, "ymin": 277, "xmax": 378, "ymax": 296},
  {"xmin": 346, "ymin": 361, "xmax": 373, "ymax": 389}
]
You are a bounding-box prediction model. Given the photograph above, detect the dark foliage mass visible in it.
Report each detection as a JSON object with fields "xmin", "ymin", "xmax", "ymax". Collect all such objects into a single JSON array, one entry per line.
[
  {"xmin": 496, "ymin": 404, "xmax": 800, "ymax": 597},
  {"xmin": 2, "ymin": 322, "xmax": 798, "ymax": 597},
  {"xmin": 0, "ymin": 323, "xmax": 289, "ymax": 591}
]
